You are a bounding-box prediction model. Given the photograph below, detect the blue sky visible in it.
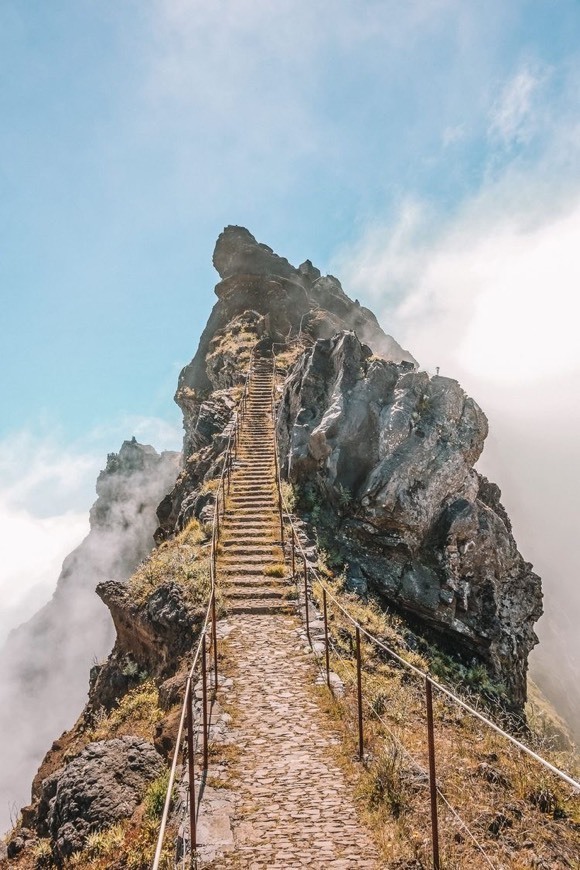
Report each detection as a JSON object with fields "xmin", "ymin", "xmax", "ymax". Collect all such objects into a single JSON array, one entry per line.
[{"xmin": 1, "ymin": 1, "xmax": 580, "ymax": 645}]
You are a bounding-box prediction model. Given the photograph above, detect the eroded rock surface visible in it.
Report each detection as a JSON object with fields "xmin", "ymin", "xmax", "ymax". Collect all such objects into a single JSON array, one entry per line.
[
  {"xmin": 277, "ymin": 331, "xmax": 542, "ymax": 709},
  {"xmin": 37, "ymin": 737, "xmax": 163, "ymax": 858},
  {"xmin": 90, "ymin": 579, "xmax": 201, "ymax": 711}
]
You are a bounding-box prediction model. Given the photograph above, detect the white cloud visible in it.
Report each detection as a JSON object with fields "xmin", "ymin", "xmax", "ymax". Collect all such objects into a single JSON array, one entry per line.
[
  {"xmin": 0, "ymin": 432, "xmax": 97, "ymax": 643},
  {"xmin": 442, "ymin": 124, "xmax": 466, "ymax": 147},
  {"xmin": 0, "ymin": 431, "xmax": 99, "ymax": 516},
  {"xmin": 338, "ymin": 158, "xmax": 580, "ymax": 732},
  {"xmin": 386, "ymin": 202, "xmax": 580, "ymax": 384},
  {"xmin": 0, "ymin": 498, "xmax": 88, "ymax": 645},
  {"xmin": 0, "ymin": 418, "xmax": 180, "ymax": 646},
  {"xmin": 488, "ymin": 63, "xmax": 547, "ymax": 147}
]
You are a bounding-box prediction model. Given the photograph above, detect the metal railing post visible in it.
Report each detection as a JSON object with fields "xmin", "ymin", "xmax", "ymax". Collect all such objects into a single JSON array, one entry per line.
[
  {"xmin": 211, "ymin": 590, "xmax": 218, "ymax": 696},
  {"xmin": 291, "ymin": 532, "xmax": 295, "ymax": 578},
  {"xmin": 426, "ymin": 677, "xmax": 440, "ymax": 870},
  {"xmin": 202, "ymin": 635, "xmax": 209, "ymax": 770},
  {"xmin": 356, "ymin": 627, "xmax": 364, "ymax": 762},
  {"xmin": 303, "ymin": 556, "xmax": 310, "ymax": 641},
  {"xmin": 278, "ymin": 497, "xmax": 284, "ymax": 547},
  {"xmin": 323, "ymin": 588, "xmax": 330, "ymax": 689},
  {"xmin": 186, "ymin": 680, "xmax": 197, "ymax": 859},
  {"xmin": 214, "ymin": 516, "xmax": 219, "ymax": 575}
]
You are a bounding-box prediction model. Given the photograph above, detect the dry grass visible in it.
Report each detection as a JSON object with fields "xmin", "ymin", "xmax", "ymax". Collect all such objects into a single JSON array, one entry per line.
[
  {"xmin": 85, "ymin": 680, "xmax": 163, "ymax": 744},
  {"xmin": 129, "ymin": 518, "xmax": 211, "ymax": 606},
  {"xmin": 309, "ymin": 576, "xmax": 580, "ymax": 869},
  {"xmin": 62, "ymin": 818, "xmax": 176, "ymax": 870},
  {"xmin": 264, "ymin": 563, "xmax": 286, "ymax": 577}
]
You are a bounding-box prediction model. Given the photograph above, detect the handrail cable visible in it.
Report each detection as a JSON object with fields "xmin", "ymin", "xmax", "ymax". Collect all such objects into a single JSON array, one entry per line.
[
  {"xmin": 152, "ymin": 345, "xmax": 258, "ymax": 869},
  {"xmin": 310, "ymin": 616, "xmax": 498, "ymax": 868},
  {"xmin": 270, "ymin": 350, "xmax": 580, "ymax": 795}
]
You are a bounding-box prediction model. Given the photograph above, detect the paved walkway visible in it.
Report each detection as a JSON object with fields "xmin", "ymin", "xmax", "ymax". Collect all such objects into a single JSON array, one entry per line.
[
  {"xmin": 200, "ymin": 350, "xmax": 380, "ymax": 868},
  {"xmin": 205, "ymin": 613, "xmax": 380, "ymax": 869}
]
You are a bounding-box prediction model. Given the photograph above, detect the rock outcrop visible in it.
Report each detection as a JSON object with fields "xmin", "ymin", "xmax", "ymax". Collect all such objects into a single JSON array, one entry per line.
[
  {"xmin": 0, "ymin": 440, "xmax": 179, "ymax": 835},
  {"xmin": 36, "ymin": 737, "xmax": 163, "ymax": 859},
  {"xmin": 276, "ymin": 331, "xmax": 542, "ymax": 709},
  {"xmin": 89, "ymin": 579, "xmax": 202, "ymax": 712}
]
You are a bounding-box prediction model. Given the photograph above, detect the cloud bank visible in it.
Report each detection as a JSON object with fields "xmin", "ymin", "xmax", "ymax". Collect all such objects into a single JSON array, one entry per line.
[{"xmin": 337, "ymin": 82, "xmax": 580, "ymax": 734}]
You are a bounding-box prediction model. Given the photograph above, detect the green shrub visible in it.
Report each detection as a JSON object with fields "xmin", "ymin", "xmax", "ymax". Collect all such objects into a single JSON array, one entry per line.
[{"xmin": 144, "ymin": 770, "xmax": 172, "ymax": 820}]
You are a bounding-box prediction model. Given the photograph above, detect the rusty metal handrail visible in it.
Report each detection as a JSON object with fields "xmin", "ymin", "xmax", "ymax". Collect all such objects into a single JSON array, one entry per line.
[{"xmin": 151, "ymin": 349, "xmax": 256, "ymax": 869}]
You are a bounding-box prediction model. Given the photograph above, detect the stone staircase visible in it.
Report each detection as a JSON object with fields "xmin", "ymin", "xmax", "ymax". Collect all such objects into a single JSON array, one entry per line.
[{"xmin": 219, "ymin": 352, "xmax": 294, "ymax": 616}]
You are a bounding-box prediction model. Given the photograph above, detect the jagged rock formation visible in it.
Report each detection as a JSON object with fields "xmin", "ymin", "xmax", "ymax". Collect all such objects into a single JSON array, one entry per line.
[
  {"xmin": 157, "ymin": 226, "xmax": 415, "ymax": 538},
  {"xmin": 155, "ymin": 227, "xmax": 541, "ymax": 710},
  {"xmin": 0, "ymin": 440, "xmax": 179, "ymax": 835},
  {"xmin": 276, "ymin": 331, "xmax": 542, "ymax": 709}
]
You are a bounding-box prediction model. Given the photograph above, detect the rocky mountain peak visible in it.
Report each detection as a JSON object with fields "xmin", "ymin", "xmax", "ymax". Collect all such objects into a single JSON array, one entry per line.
[
  {"xmin": 164, "ymin": 229, "xmax": 542, "ymax": 711},
  {"xmin": 213, "ymin": 225, "xmax": 298, "ymax": 281}
]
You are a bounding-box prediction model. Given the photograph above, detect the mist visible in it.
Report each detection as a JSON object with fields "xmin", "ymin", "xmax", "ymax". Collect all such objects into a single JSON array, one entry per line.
[
  {"xmin": 338, "ymin": 194, "xmax": 580, "ymax": 740},
  {"xmin": 0, "ymin": 442, "xmax": 179, "ymax": 834}
]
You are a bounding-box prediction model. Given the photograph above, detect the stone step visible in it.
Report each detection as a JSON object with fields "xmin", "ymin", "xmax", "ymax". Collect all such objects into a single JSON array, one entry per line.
[
  {"xmin": 226, "ymin": 587, "xmax": 286, "ymax": 600},
  {"xmin": 230, "ymin": 489, "xmax": 274, "ymax": 497},
  {"xmin": 220, "ymin": 565, "xmax": 277, "ymax": 576},
  {"xmin": 222, "ymin": 575, "xmax": 283, "ymax": 587},
  {"xmin": 220, "ymin": 545, "xmax": 282, "ymax": 556},
  {"xmin": 225, "ymin": 600, "xmax": 295, "ymax": 616},
  {"xmin": 226, "ymin": 493, "xmax": 278, "ymax": 510},
  {"xmin": 219, "ymin": 555, "xmax": 279, "ymax": 567},
  {"xmin": 228, "ymin": 493, "xmax": 277, "ymax": 501},
  {"xmin": 233, "ymin": 469, "xmax": 274, "ymax": 476},
  {"xmin": 221, "ymin": 529, "xmax": 279, "ymax": 540},
  {"xmin": 223, "ymin": 516, "xmax": 277, "ymax": 526}
]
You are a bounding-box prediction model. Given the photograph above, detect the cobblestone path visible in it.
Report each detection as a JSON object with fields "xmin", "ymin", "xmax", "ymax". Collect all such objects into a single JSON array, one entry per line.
[
  {"xmin": 207, "ymin": 613, "xmax": 380, "ymax": 869},
  {"xmin": 200, "ymin": 350, "xmax": 380, "ymax": 868}
]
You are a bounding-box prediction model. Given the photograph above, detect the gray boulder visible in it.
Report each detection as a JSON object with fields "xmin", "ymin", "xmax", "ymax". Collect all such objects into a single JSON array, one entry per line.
[{"xmin": 38, "ymin": 737, "xmax": 163, "ymax": 858}]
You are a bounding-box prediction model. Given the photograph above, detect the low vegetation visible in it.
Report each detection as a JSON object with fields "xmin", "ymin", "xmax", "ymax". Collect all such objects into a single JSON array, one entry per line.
[
  {"xmin": 86, "ymin": 680, "xmax": 163, "ymax": 743},
  {"xmin": 308, "ymin": 567, "xmax": 580, "ymax": 869},
  {"xmin": 129, "ymin": 518, "xmax": 211, "ymax": 607},
  {"xmin": 264, "ymin": 563, "xmax": 286, "ymax": 578}
]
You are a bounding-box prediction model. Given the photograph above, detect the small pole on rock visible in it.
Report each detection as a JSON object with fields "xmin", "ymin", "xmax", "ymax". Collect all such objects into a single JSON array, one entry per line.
[
  {"xmin": 356, "ymin": 627, "xmax": 364, "ymax": 762},
  {"xmin": 323, "ymin": 588, "xmax": 330, "ymax": 689},
  {"xmin": 202, "ymin": 634, "xmax": 209, "ymax": 770},
  {"xmin": 303, "ymin": 556, "xmax": 310, "ymax": 642},
  {"xmin": 426, "ymin": 677, "xmax": 440, "ymax": 870},
  {"xmin": 291, "ymin": 532, "xmax": 295, "ymax": 578},
  {"xmin": 186, "ymin": 679, "xmax": 197, "ymax": 857}
]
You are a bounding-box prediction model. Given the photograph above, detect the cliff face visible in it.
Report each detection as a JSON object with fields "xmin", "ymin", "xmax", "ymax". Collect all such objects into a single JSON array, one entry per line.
[
  {"xmin": 276, "ymin": 331, "xmax": 542, "ymax": 709},
  {"xmin": 0, "ymin": 440, "xmax": 179, "ymax": 836}
]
